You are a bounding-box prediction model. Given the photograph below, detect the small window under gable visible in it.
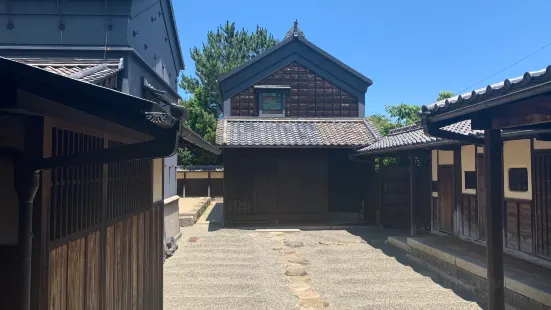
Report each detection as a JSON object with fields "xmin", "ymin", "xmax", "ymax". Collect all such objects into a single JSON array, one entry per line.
[{"xmin": 255, "ymin": 85, "xmax": 290, "ymax": 117}]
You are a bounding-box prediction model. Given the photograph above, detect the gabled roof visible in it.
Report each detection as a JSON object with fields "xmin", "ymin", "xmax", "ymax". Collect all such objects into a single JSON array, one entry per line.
[
  {"xmin": 218, "ymin": 22, "xmax": 373, "ymax": 101},
  {"xmin": 356, "ymin": 120, "xmax": 479, "ymax": 155},
  {"xmin": 422, "ymin": 65, "xmax": 551, "ymax": 119},
  {"xmin": 216, "ymin": 117, "xmax": 380, "ymax": 148},
  {"xmin": 7, "ymin": 57, "xmax": 122, "ymax": 85}
]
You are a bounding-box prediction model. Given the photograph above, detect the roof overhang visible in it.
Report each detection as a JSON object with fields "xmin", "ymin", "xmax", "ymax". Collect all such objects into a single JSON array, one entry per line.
[
  {"xmin": 421, "ymin": 65, "xmax": 551, "ymax": 135},
  {"xmin": 0, "ymin": 56, "xmax": 219, "ymax": 168}
]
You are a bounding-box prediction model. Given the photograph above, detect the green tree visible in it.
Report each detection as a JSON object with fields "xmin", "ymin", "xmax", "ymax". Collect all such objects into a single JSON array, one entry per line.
[
  {"xmin": 437, "ymin": 91, "xmax": 456, "ymax": 101},
  {"xmin": 385, "ymin": 103, "xmax": 421, "ymax": 126},
  {"xmin": 180, "ymin": 21, "xmax": 279, "ymax": 116},
  {"xmin": 178, "ymin": 87, "xmax": 219, "ymax": 166},
  {"xmin": 367, "ymin": 114, "xmax": 399, "ymax": 136}
]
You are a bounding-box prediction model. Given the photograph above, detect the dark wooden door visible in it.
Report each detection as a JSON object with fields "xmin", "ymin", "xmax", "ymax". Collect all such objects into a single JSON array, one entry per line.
[
  {"xmin": 534, "ymin": 153, "xmax": 551, "ymax": 258},
  {"xmin": 477, "ymin": 154, "xmax": 486, "ymax": 240},
  {"xmin": 438, "ymin": 166, "xmax": 455, "ymax": 234},
  {"xmin": 379, "ymin": 166, "xmax": 410, "ymax": 229}
]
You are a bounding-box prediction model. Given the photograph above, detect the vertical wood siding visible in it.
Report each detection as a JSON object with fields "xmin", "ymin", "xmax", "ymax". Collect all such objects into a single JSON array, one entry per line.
[
  {"xmin": 533, "ymin": 152, "xmax": 551, "ymax": 258},
  {"xmin": 230, "ymin": 61, "xmax": 359, "ymax": 117},
  {"xmin": 43, "ymin": 128, "xmax": 163, "ymax": 310}
]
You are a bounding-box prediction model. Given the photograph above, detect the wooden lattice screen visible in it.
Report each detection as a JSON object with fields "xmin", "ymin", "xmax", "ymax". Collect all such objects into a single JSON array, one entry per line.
[
  {"xmin": 49, "ymin": 128, "xmax": 104, "ymax": 244},
  {"xmin": 107, "ymin": 140, "xmax": 152, "ymax": 223}
]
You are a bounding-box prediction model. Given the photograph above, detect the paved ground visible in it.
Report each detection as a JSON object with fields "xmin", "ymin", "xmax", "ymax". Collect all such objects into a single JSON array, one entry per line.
[
  {"xmin": 164, "ymin": 225, "xmax": 483, "ymax": 310},
  {"xmin": 178, "ymin": 197, "xmax": 208, "ymax": 214}
]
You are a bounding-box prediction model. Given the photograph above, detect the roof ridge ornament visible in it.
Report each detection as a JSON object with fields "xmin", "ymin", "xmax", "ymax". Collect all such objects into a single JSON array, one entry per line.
[{"xmin": 284, "ymin": 19, "xmax": 305, "ymax": 40}]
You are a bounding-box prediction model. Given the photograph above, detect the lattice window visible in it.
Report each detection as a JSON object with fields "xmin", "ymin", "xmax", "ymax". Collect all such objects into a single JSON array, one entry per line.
[
  {"xmin": 106, "ymin": 140, "xmax": 152, "ymax": 223},
  {"xmin": 49, "ymin": 128, "xmax": 104, "ymax": 242},
  {"xmin": 509, "ymin": 168, "xmax": 528, "ymax": 192},
  {"xmin": 464, "ymin": 171, "xmax": 477, "ymax": 190}
]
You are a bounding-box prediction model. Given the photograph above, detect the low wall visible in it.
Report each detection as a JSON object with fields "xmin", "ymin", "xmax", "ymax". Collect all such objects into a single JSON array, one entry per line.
[{"xmin": 163, "ymin": 195, "xmax": 180, "ymax": 241}]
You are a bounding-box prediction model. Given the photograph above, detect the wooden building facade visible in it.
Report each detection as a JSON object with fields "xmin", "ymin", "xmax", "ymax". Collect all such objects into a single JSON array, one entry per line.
[
  {"xmin": 0, "ymin": 57, "xmax": 218, "ymax": 310},
  {"xmin": 176, "ymin": 166, "xmax": 224, "ymax": 198},
  {"xmin": 420, "ymin": 65, "xmax": 551, "ymax": 309},
  {"xmin": 216, "ymin": 21, "xmax": 380, "ymax": 225},
  {"xmin": 355, "ymin": 118, "xmax": 551, "ymax": 264}
]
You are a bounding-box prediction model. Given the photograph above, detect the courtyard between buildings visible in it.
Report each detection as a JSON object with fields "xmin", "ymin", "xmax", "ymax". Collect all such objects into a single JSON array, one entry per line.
[{"xmin": 163, "ymin": 209, "xmax": 482, "ymax": 310}]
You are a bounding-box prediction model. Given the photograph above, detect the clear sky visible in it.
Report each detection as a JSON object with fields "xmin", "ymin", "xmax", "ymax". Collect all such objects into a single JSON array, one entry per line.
[{"xmin": 172, "ymin": 0, "xmax": 551, "ymax": 116}]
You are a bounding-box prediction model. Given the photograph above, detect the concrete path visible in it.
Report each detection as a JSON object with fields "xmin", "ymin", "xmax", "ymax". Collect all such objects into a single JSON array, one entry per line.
[{"xmin": 164, "ymin": 226, "xmax": 483, "ymax": 310}]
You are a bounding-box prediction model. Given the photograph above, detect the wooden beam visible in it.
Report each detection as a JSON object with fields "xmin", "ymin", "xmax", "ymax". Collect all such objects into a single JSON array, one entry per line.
[
  {"xmin": 484, "ymin": 129, "xmax": 505, "ymax": 310},
  {"xmin": 476, "ymin": 94, "xmax": 551, "ymax": 130}
]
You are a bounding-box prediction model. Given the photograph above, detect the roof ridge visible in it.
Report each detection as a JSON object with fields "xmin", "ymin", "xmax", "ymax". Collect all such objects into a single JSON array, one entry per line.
[{"xmin": 423, "ymin": 65, "xmax": 551, "ymax": 114}]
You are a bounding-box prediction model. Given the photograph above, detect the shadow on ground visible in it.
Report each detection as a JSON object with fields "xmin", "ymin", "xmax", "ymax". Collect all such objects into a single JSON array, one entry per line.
[
  {"xmin": 346, "ymin": 227, "xmax": 486, "ymax": 309},
  {"xmin": 207, "ymin": 202, "xmax": 224, "ymax": 232}
]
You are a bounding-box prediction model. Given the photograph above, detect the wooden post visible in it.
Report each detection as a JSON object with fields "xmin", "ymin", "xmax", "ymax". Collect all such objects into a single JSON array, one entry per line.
[
  {"xmin": 484, "ymin": 129, "xmax": 504, "ymax": 310},
  {"xmin": 410, "ymin": 153, "xmax": 416, "ymax": 236},
  {"xmin": 208, "ymin": 171, "xmax": 211, "ymax": 198},
  {"xmin": 182, "ymin": 172, "xmax": 186, "ymax": 198}
]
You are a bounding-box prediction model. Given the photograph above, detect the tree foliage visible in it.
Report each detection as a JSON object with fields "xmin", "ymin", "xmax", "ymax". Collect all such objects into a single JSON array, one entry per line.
[
  {"xmin": 180, "ymin": 21, "xmax": 279, "ymax": 116},
  {"xmin": 177, "ymin": 87, "xmax": 219, "ymax": 166},
  {"xmin": 437, "ymin": 91, "xmax": 456, "ymax": 101},
  {"xmin": 367, "ymin": 103, "xmax": 421, "ymax": 136}
]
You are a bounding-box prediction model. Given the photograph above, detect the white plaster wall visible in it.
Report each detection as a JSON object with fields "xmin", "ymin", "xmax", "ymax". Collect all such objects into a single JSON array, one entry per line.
[
  {"xmin": 153, "ymin": 158, "xmax": 163, "ymax": 203},
  {"xmin": 163, "ymin": 200, "xmax": 180, "ymax": 240},
  {"xmin": 461, "ymin": 145, "xmax": 476, "ymax": 194},
  {"xmin": 534, "ymin": 138, "xmax": 551, "ymax": 150},
  {"xmin": 439, "ymin": 150, "xmax": 454, "ymax": 165},
  {"xmin": 163, "ymin": 154, "xmax": 177, "ymax": 198},
  {"xmin": 503, "ymin": 139, "xmax": 532, "ymax": 200},
  {"xmin": 477, "ymin": 146, "xmax": 484, "ymax": 154}
]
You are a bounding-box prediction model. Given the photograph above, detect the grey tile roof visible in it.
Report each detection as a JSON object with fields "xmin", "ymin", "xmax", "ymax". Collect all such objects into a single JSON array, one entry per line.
[
  {"xmin": 216, "ymin": 117, "xmax": 380, "ymax": 147},
  {"xmin": 422, "ymin": 65, "xmax": 551, "ymax": 116},
  {"xmin": 177, "ymin": 165, "xmax": 223, "ymax": 172},
  {"xmin": 357, "ymin": 120, "xmax": 481, "ymax": 154},
  {"xmin": 7, "ymin": 57, "xmax": 122, "ymax": 84}
]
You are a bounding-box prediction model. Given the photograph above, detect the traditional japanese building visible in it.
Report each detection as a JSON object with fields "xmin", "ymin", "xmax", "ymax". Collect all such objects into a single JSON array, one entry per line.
[
  {"xmin": 216, "ymin": 21, "xmax": 380, "ymax": 225},
  {"xmin": 0, "ymin": 1, "xmax": 219, "ymax": 309},
  {"xmin": 353, "ymin": 65, "xmax": 551, "ymax": 310}
]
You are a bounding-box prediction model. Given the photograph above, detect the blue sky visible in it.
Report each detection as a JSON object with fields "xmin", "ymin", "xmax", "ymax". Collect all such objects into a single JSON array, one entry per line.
[{"xmin": 173, "ymin": 0, "xmax": 551, "ymax": 116}]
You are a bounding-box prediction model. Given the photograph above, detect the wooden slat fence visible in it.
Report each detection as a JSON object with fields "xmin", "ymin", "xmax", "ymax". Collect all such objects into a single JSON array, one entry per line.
[{"xmin": 43, "ymin": 128, "xmax": 162, "ymax": 310}]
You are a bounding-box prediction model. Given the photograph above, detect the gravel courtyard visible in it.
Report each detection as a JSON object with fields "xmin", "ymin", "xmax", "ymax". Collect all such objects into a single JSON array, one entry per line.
[{"xmin": 164, "ymin": 225, "xmax": 483, "ymax": 310}]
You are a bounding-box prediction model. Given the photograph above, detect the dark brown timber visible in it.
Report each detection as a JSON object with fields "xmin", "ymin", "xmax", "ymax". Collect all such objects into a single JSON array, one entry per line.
[{"xmin": 484, "ymin": 129, "xmax": 504, "ymax": 310}]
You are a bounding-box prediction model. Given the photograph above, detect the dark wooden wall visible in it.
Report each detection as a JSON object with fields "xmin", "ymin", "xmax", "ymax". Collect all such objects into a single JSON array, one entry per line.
[
  {"xmin": 225, "ymin": 148, "xmax": 368, "ymax": 224},
  {"xmin": 230, "ymin": 61, "xmax": 359, "ymax": 117},
  {"xmin": 328, "ymin": 149, "xmax": 370, "ymax": 213},
  {"xmin": 35, "ymin": 126, "xmax": 163, "ymax": 310},
  {"xmin": 177, "ymin": 174, "xmax": 224, "ymax": 198},
  {"xmin": 378, "ymin": 156, "xmax": 431, "ymax": 231}
]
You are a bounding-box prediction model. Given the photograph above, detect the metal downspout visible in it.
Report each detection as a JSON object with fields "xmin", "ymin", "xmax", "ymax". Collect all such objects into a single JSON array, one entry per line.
[{"xmin": 0, "ymin": 148, "xmax": 40, "ymax": 310}]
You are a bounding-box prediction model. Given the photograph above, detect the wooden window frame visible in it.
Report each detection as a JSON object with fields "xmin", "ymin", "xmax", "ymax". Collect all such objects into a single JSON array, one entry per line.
[
  {"xmin": 508, "ymin": 167, "xmax": 529, "ymax": 192},
  {"xmin": 464, "ymin": 171, "xmax": 477, "ymax": 190},
  {"xmin": 257, "ymin": 89, "xmax": 287, "ymax": 117}
]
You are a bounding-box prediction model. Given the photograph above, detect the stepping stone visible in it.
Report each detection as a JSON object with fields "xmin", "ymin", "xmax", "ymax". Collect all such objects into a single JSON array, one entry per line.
[
  {"xmin": 288, "ymin": 256, "xmax": 309, "ymax": 265},
  {"xmin": 288, "ymin": 283, "xmax": 311, "ymax": 292},
  {"xmin": 297, "ymin": 298, "xmax": 329, "ymax": 309},
  {"xmin": 286, "ymin": 266, "xmax": 307, "ymax": 276},
  {"xmin": 287, "ymin": 275, "xmax": 312, "ymax": 283},
  {"xmin": 294, "ymin": 289, "xmax": 320, "ymax": 300},
  {"xmin": 269, "ymin": 232, "xmax": 284, "ymax": 235},
  {"xmin": 285, "ymin": 241, "xmax": 304, "ymax": 248}
]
